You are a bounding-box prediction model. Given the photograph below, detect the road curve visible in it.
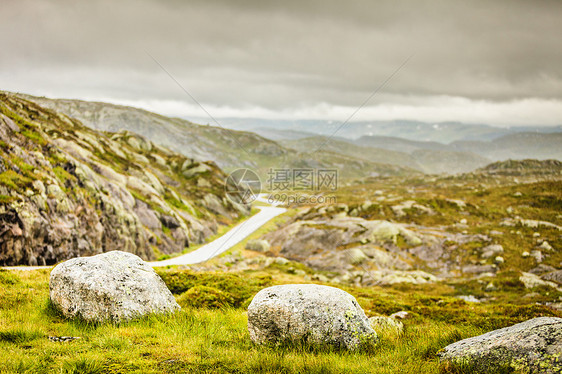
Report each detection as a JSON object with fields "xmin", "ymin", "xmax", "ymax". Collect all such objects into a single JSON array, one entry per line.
[{"xmin": 148, "ymin": 204, "xmax": 286, "ymax": 267}]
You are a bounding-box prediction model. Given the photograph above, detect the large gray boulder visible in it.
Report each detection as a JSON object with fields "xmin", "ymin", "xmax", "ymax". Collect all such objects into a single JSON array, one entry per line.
[
  {"xmin": 49, "ymin": 251, "xmax": 180, "ymax": 323},
  {"xmin": 439, "ymin": 317, "xmax": 562, "ymax": 373},
  {"xmin": 247, "ymin": 284, "xmax": 377, "ymax": 350}
]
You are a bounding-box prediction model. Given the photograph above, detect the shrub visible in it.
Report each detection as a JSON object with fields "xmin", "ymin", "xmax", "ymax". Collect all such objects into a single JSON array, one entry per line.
[
  {"xmin": 158, "ymin": 270, "xmax": 272, "ymax": 308},
  {"xmin": 176, "ymin": 286, "xmax": 235, "ymax": 309}
]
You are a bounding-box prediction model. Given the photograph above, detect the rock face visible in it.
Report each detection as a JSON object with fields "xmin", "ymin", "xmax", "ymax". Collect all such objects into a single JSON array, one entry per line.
[
  {"xmin": 439, "ymin": 317, "xmax": 562, "ymax": 373},
  {"xmin": 0, "ymin": 93, "xmax": 248, "ymax": 265},
  {"xmin": 49, "ymin": 251, "xmax": 180, "ymax": 322},
  {"xmin": 247, "ymin": 284, "xmax": 377, "ymax": 350}
]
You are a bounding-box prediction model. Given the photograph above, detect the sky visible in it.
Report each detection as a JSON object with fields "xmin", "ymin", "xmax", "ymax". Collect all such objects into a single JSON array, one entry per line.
[{"xmin": 1, "ymin": 0, "xmax": 562, "ymax": 127}]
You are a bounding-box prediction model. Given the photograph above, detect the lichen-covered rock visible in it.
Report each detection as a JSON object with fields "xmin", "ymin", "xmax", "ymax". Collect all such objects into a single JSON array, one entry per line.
[
  {"xmin": 480, "ymin": 244, "xmax": 504, "ymax": 259},
  {"xmin": 247, "ymin": 284, "xmax": 377, "ymax": 350},
  {"xmin": 49, "ymin": 251, "xmax": 180, "ymax": 322},
  {"xmin": 542, "ymin": 270, "xmax": 562, "ymax": 285},
  {"xmin": 438, "ymin": 317, "xmax": 562, "ymax": 373},
  {"xmin": 520, "ymin": 272, "xmax": 562, "ymax": 291},
  {"xmin": 245, "ymin": 239, "xmax": 270, "ymax": 253}
]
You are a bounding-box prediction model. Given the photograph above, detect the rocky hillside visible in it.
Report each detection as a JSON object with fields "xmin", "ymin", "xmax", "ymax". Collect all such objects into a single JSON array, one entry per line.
[
  {"xmin": 475, "ymin": 159, "xmax": 562, "ymax": 176},
  {"xmin": 230, "ymin": 167, "xmax": 561, "ymax": 297},
  {"xmin": 16, "ymin": 94, "xmax": 418, "ymax": 179},
  {"xmin": 0, "ymin": 93, "xmax": 249, "ymax": 266}
]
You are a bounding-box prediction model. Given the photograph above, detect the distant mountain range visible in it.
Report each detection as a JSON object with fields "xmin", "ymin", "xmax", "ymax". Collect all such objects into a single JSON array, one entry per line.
[
  {"xmin": 14, "ymin": 93, "xmax": 562, "ymax": 176},
  {"xmin": 283, "ymin": 136, "xmax": 491, "ymax": 174},
  {"xmin": 192, "ymin": 117, "xmax": 562, "ymax": 143}
]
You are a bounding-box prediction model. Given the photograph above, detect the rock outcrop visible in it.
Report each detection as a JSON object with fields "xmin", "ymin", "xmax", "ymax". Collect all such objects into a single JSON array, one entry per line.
[
  {"xmin": 0, "ymin": 93, "xmax": 249, "ymax": 265},
  {"xmin": 49, "ymin": 251, "xmax": 180, "ymax": 322},
  {"xmin": 261, "ymin": 210, "xmax": 497, "ymax": 285},
  {"xmin": 247, "ymin": 284, "xmax": 377, "ymax": 350},
  {"xmin": 439, "ymin": 317, "xmax": 562, "ymax": 373}
]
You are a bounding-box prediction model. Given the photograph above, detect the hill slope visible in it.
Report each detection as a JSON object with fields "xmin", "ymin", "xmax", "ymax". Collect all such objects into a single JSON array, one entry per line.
[
  {"xmin": 286, "ymin": 136, "xmax": 491, "ymax": 174},
  {"xmin": 0, "ymin": 93, "xmax": 248, "ymax": 266},
  {"xmin": 17, "ymin": 94, "xmax": 419, "ymax": 179},
  {"xmin": 452, "ymin": 132, "xmax": 562, "ymax": 161}
]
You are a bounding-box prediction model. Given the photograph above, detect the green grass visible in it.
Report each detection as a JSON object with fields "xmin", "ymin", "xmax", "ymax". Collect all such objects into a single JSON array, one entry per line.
[
  {"xmin": 0, "ymin": 169, "xmax": 33, "ymax": 192},
  {"xmin": 0, "ymin": 194, "xmax": 16, "ymax": 204},
  {"xmin": 0, "ymin": 269, "xmax": 559, "ymax": 373}
]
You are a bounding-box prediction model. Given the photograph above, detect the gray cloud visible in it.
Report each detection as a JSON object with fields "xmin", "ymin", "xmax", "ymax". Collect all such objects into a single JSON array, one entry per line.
[{"xmin": 1, "ymin": 0, "xmax": 561, "ymax": 125}]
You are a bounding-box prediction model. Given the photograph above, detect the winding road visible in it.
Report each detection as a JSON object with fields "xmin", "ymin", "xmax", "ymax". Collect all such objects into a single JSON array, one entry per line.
[
  {"xmin": 149, "ymin": 203, "xmax": 285, "ymax": 266},
  {"xmin": 2, "ymin": 196, "xmax": 286, "ymax": 270}
]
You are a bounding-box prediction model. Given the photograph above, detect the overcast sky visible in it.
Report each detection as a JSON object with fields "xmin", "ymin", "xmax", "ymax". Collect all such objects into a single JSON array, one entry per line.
[{"xmin": 1, "ymin": 0, "xmax": 562, "ymax": 126}]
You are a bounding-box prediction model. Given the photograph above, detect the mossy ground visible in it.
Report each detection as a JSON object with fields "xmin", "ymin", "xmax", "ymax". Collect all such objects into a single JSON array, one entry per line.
[{"xmin": 1, "ymin": 267, "xmax": 560, "ymax": 374}]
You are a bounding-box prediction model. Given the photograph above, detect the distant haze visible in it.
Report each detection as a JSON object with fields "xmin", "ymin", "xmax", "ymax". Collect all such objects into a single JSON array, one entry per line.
[{"xmin": 2, "ymin": 0, "xmax": 562, "ymax": 127}]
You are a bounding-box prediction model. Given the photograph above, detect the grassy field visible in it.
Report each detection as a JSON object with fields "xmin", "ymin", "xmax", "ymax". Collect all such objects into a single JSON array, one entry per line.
[{"xmin": 1, "ymin": 267, "xmax": 560, "ymax": 374}]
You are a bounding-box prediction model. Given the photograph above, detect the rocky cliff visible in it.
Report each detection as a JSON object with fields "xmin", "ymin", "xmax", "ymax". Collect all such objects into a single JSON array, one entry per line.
[{"xmin": 0, "ymin": 93, "xmax": 249, "ymax": 266}]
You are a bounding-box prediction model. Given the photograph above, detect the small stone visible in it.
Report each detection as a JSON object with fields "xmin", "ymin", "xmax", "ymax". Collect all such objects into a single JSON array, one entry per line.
[
  {"xmin": 459, "ymin": 218, "xmax": 467, "ymax": 225},
  {"xmin": 390, "ymin": 311, "xmax": 410, "ymax": 320},
  {"xmin": 49, "ymin": 336, "xmax": 81, "ymax": 342},
  {"xmin": 312, "ymin": 274, "xmax": 329, "ymax": 282},
  {"xmin": 494, "ymin": 256, "xmax": 504, "ymax": 264},
  {"xmin": 480, "ymin": 244, "xmax": 504, "ymax": 259},
  {"xmin": 345, "ymin": 248, "xmax": 367, "ymax": 265},
  {"xmin": 274, "ymin": 257, "xmax": 290, "ymax": 266},
  {"xmin": 457, "ymin": 295, "xmax": 480, "ymax": 303},
  {"xmin": 522, "ymin": 251, "xmax": 530, "ymax": 258},
  {"xmin": 530, "ymin": 250, "xmax": 543, "ymax": 263},
  {"xmin": 539, "ymin": 241, "xmax": 553, "ymax": 251},
  {"xmin": 245, "ymin": 239, "xmax": 271, "ymax": 253}
]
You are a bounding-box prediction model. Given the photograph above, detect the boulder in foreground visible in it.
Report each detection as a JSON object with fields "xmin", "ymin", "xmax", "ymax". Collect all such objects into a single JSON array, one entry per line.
[
  {"xmin": 438, "ymin": 317, "xmax": 562, "ymax": 373},
  {"xmin": 247, "ymin": 284, "xmax": 377, "ymax": 350},
  {"xmin": 49, "ymin": 251, "xmax": 180, "ymax": 322}
]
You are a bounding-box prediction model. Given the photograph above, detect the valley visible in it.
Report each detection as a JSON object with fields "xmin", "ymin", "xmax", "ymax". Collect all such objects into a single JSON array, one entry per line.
[{"xmin": 1, "ymin": 92, "xmax": 561, "ymax": 374}]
